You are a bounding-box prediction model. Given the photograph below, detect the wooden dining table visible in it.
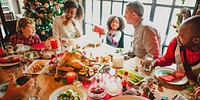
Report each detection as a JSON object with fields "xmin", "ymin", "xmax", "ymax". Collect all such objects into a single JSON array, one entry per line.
[{"xmin": 0, "ymin": 38, "xmax": 197, "ymax": 100}]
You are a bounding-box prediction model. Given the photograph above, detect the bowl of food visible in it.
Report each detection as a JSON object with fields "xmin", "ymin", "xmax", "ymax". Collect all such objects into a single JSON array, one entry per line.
[{"xmin": 88, "ymin": 85, "xmax": 106, "ymax": 99}]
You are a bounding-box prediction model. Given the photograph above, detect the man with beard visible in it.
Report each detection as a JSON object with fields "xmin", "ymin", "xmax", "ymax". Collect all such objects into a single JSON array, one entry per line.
[{"xmin": 151, "ymin": 16, "xmax": 200, "ymax": 81}]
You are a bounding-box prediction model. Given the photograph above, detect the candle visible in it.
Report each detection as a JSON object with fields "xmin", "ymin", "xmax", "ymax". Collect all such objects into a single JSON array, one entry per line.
[
  {"xmin": 50, "ymin": 39, "xmax": 59, "ymax": 49},
  {"xmin": 66, "ymin": 72, "xmax": 76, "ymax": 84}
]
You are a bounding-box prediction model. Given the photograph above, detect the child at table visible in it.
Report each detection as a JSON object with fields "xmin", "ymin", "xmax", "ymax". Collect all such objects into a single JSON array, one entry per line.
[
  {"xmin": 151, "ymin": 16, "xmax": 200, "ymax": 81},
  {"xmin": 9, "ymin": 18, "xmax": 41, "ymax": 46},
  {"xmin": 105, "ymin": 16, "xmax": 125, "ymax": 48}
]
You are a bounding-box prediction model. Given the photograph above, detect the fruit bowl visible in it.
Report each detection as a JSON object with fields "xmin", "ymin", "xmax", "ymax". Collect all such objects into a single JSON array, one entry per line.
[{"xmin": 88, "ymin": 85, "xmax": 106, "ymax": 99}]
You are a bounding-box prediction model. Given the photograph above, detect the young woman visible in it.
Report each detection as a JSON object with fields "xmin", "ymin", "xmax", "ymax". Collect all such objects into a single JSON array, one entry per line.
[{"xmin": 53, "ymin": 0, "xmax": 84, "ymax": 39}]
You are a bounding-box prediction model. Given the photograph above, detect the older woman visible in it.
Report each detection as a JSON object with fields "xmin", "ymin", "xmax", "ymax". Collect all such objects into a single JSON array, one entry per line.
[{"xmin": 53, "ymin": 0, "xmax": 84, "ymax": 38}]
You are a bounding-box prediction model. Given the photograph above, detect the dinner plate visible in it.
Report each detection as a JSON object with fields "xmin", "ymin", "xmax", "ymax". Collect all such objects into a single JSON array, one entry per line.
[
  {"xmin": 25, "ymin": 60, "xmax": 50, "ymax": 74},
  {"xmin": 0, "ymin": 55, "xmax": 20, "ymax": 67},
  {"xmin": 154, "ymin": 68, "xmax": 188, "ymax": 85},
  {"xmin": 109, "ymin": 96, "xmax": 148, "ymax": 100},
  {"xmin": 49, "ymin": 85, "xmax": 87, "ymax": 100}
]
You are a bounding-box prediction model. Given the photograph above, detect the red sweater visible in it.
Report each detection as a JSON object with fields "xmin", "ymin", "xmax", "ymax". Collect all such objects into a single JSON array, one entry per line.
[{"xmin": 156, "ymin": 37, "xmax": 200, "ymax": 67}]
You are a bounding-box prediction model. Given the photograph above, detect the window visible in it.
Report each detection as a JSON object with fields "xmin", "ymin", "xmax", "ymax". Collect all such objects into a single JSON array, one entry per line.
[{"xmin": 84, "ymin": 0, "xmax": 196, "ymax": 55}]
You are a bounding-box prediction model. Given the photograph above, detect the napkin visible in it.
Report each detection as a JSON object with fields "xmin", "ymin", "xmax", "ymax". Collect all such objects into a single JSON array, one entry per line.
[
  {"xmin": 0, "ymin": 57, "xmax": 20, "ymax": 63},
  {"xmin": 159, "ymin": 70, "xmax": 185, "ymax": 82},
  {"xmin": 0, "ymin": 48, "xmax": 4, "ymax": 56},
  {"xmin": 32, "ymin": 43, "xmax": 44, "ymax": 50},
  {"xmin": 93, "ymin": 25, "xmax": 104, "ymax": 35}
]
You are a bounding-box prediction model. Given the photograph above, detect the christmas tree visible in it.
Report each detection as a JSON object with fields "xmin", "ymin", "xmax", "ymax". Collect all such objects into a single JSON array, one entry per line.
[{"xmin": 23, "ymin": 0, "xmax": 65, "ymax": 41}]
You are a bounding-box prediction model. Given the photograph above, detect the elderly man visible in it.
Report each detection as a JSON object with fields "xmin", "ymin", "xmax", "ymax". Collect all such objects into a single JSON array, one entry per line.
[{"xmin": 124, "ymin": 1, "xmax": 161, "ymax": 59}]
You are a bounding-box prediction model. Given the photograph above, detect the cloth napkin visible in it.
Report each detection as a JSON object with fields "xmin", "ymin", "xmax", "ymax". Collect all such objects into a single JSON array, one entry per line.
[
  {"xmin": 0, "ymin": 57, "xmax": 20, "ymax": 63},
  {"xmin": 0, "ymin": 48, "xmax": 4, "ymax": 56},
  {"xmin": 93, "ymin": 25, "xmax": 104, "ymax": 35},
  {"xmin": 159, "ymin": 70, "xmax": 185, "ymax": 82},
  {"xmin": 32, "ymin": 42, "xmax": 44, "ymax": 50}
]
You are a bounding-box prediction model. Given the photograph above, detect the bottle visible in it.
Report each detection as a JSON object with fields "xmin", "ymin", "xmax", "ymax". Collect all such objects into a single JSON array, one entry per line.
[{"xmin": 122, "ymin": 71, "xmax": 129, "ymax": 92}]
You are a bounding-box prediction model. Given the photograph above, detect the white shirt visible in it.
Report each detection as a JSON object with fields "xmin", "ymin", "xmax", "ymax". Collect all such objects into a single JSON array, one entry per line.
[{"xmin": 53, "ymin": 15, "xmax": 83, "ymax": 38}]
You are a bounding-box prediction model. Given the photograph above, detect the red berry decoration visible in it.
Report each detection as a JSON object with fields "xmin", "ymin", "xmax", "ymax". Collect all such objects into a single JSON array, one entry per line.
[{"xmin": 90, "ymin": 86, "xmax": 104, "ymax": 94}]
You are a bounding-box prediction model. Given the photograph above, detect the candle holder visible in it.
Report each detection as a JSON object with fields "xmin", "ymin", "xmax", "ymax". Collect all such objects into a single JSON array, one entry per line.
[
  {"xmin": 66, "ymin": 72, "xmax": 77, "ymax": 84},
  {"xmin": 88, "ymin": 73, "xmax": 106, "ymax": 99},
  {"xmin": 105, "ymin": 54, "xmax": 123, "ymax": 96}
]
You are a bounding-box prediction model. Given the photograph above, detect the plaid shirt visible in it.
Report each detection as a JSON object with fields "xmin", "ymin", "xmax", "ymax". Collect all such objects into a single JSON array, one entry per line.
[{"xmin": 9, "ymin": 33, "xmax": 41, "ymax": 46}]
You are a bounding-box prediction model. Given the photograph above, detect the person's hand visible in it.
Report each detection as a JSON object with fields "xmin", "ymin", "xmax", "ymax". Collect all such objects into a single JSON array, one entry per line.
[
  {"xmin": 2, "ymin": 74, "xmax": 33, "ymax": 100},
  {"xmin": 101, "ymin": 28, "xmax": 106, "ymax": 35},
  {"xmin": 140, "ymin": 60, "xmax": 157, "ymax": 71}
]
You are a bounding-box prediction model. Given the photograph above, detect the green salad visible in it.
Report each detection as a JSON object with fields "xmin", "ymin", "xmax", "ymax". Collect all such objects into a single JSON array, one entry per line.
[
  {"xmin": 57, "ymin": 89, "xmax": 81, "ymax": 100},
  {"xmin": 25, "ymin": 52, "xmax": 38, "ymax": 58}
]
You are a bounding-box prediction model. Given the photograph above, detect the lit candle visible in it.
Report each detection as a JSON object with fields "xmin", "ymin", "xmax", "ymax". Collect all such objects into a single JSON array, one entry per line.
[
  {"xmin": 50, "ymin": 39, "xmax": 59, "ymax": 49},
  {"xmin": 66, "ymin": 72, "xmax": 77, "ymax": 84}
]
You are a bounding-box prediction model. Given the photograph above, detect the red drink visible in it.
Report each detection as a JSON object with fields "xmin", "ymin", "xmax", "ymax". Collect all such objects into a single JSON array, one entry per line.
[{"xmin": 50, "ymin": 39, "xmax": 59, "ymax": 49}]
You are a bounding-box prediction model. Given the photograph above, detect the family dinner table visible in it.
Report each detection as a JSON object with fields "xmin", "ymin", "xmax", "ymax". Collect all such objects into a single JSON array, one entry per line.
[{"xmin": 0, "ymin": 36, "xmax": 198, "ymax": 100}]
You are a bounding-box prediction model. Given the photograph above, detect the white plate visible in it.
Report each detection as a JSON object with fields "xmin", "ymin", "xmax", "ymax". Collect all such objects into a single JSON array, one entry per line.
[
  {"xmin": 0, "ymin": 55, "xmax": 20, "ymax": 67},
  {"xmin": 154, "ymin": 68, "xmax": 188, "ymax": 85},
  {"xmin": 49, "ymin": 85, "xmax": 87, "ymax": 100},
  {"xmin": 26, "ymin": 60, "xmax": 50, "ymax": 74},
  {"xmin": 14, "ymin": 45, "xmax": 30, "ymax": 52},
  {"xmin": 109, "ymin": 96, "xmax": 148, "ymax": 100},
  {"xmin": 0, "ymin": 82, "xmax": 9, "ymax": 98}
]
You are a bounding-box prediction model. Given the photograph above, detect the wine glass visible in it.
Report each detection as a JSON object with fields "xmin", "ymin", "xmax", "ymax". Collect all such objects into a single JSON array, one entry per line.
[
  {"xmin": 112, "ymin": 54, "xmax": 124, "ymax": 77},
  {"xmin": 16, "ymin": 44, "xmax": 27, "ymax": 73},
  {"xmin": 27, "ymin": 79, "xmax": 40, "ymax": 100},
  {"xmin": 15, "ymin": 74, "xmax": 40, "ymax": 100}
]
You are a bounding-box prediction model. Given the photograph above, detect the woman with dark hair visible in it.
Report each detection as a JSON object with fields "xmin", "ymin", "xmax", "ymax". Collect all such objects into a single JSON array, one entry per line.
[
  {"xmin": 105, "ymin": 16, "xmax": 125, "ymax": 48},
  {"xmin": 53, "ymin": 0, "xmax": 84, "ymax": 38}
]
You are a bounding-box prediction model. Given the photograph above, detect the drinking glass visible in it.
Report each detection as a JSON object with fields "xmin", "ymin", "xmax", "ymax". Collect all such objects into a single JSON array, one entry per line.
[
  {"xmin": 143, "ymin": 54, "xmax": 154, "ymax": 72},
  {"xmin": 16, "ymin": 44, "xmax": 25, "ymax": 65},
  {"xmin": 4, "ymin": 42, "xmax": 13, "ymax": 55},
  {"xmin": 28, "ymin": 79, "xmax": 40, "ymax": 100},
  {"xmin": 112, "ymin": 54, "xmax": 124, "ymax": 69}
]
